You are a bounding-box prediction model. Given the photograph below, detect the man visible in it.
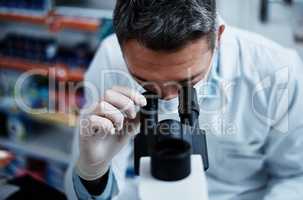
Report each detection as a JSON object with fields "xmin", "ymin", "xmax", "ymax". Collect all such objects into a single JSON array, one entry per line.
[{"xmin": 65, "ymin": 0, "xmax": 303, "ymax": 199}]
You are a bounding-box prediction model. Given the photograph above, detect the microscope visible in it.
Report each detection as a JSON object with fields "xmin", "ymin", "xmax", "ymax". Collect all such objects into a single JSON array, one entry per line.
[{"xmin": 134, "ymin": 86, "xmax": 209, "ymax": 200}]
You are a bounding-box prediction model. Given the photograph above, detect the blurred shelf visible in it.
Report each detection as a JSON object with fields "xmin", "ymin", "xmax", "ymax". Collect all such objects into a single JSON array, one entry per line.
[
  {"xmin": 0, "ymin": 97, "xmax": 18, "ymax": 113},
  {"xmin": 0, "ymin": 56, "xmax": 85, "ymax": 81},
  {"xmin": 0, "ymin": 12, "xmax": 46, "ymax": 24},
  {"xmin": 0, "ymin": 138, "xmax": 70, "ymax": 165},
  {"xmin": 0, "ymin": 97, "xmax": 78, "ymax": 127},
  {"xmin": 0, "ymin": 11, "xmax": 101, "ymax": 32},
  {"xmin": 56, "ymin": 7, "xmax": 113, "ymax": 19},
  {"xmin": 28, "ymin": 113, "xmax": 78, "ymax": 127},
  {"xmin": 54, "ymin": 15, "xmax": 101, "ymax": 32},
  {"xmin": 0, "ymin": 124, "xmax": 73, "ymax": 165}
]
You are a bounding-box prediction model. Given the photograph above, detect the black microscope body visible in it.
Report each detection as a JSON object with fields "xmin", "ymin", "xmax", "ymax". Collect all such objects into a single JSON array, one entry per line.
[{"xmin": 134, "ymin": 86, "xmax": 209, "ymax": 181}]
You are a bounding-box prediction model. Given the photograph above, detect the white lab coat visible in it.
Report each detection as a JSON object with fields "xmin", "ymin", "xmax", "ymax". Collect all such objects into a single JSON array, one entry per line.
[{"xmin": 65, "ymin": 20, "xmax": 303, "ymax": 200}]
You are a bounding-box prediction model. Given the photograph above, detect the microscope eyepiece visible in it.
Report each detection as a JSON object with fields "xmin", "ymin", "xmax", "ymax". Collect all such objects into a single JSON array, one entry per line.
[
  {"xmin": 178, "ymin": 86, "xmax": 200, "ymax": 127},
  {"xmin": 178, "ymin": 86, "xmax": 200, "ymax": 115}
]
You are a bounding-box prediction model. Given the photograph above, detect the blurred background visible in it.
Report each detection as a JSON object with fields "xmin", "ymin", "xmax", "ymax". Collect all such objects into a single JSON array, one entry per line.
[{"xmin": 0, "ymin": 0, "xmax": 302, "ymax": 198}]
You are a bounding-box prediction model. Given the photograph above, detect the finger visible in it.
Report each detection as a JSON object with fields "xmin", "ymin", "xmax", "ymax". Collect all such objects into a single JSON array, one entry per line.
[
  {"xmin": 96, "ymin": 101, "xmax": 124, "ymax": 131},
  {"xmin": 89, "ymin": 115, "xmax": 115, "ymax": 136},
  {"xmin": 112, "ymin": 86, "xmax": 147, "ymax": 106},
  {"xmin": 126, "ymin": 113, "xmax": 140, "ymax": 136},
  {"xmin": 117, "ymin": 113, "xmax": 140, "ymax": 142},
  {"xmin": 104, "ymin": 89, "xmax": 137, "ymax": 119}
]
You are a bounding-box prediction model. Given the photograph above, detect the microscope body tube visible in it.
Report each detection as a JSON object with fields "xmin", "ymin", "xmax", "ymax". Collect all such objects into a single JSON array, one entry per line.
[
  {"xmin": 179, "ymin": 86, "xmax": 209, "ymax": 171},
  {"xmin": 134, "ymin": 86, "xmax": 209, "ymax": 175},
  {"xmin": 134, "ymin": 92, "xmax": 158, "ymax": 175},
  {"xmin": 178, "ymin": 85, "xmax": 200, "ymax": 127}
]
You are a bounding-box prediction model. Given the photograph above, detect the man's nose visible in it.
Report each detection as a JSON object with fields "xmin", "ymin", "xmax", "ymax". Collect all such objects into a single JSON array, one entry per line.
[{"xmin": 160, "ymin": 86, "xmax": 179, "ymax": 100}]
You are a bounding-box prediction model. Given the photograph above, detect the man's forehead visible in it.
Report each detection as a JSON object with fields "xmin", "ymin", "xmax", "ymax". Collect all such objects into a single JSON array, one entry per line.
[{"xmin": 122, "ymin": 39, "xmax": 211, "ymax": 66}]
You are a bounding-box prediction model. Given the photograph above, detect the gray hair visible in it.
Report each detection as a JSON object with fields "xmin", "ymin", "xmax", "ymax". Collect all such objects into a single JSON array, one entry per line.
[{"xmin": 113, "ymin": 0, "xmax": 217, "ymax": 52}]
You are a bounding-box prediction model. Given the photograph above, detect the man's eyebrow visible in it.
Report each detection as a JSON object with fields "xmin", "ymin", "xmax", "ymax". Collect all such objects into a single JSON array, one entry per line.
[
  {"xmin": 130, "ymin": 72, "xmax": 148, "ymax": 82},
  {"xmin": 178, "ymin": 71, "xmax": 205, "ymax": 84},
  {"xmin": 129, "ymin": 70, "xmax": 205, "ymax": 83}
]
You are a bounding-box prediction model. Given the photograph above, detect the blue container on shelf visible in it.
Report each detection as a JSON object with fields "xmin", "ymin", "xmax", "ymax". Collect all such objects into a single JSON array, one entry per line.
[{"xmin": 0, "ymin": 0, "xmax": 51, "ymax": 14}]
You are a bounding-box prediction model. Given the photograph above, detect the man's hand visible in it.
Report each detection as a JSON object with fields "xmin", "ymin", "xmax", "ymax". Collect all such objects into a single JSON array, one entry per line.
[{"xmin": 76, "ymin": 86, "xmax": 147, "ymax": 181}]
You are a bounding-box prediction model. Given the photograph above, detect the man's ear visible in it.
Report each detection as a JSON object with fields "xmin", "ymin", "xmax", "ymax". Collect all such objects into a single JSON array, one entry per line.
[{"xmin": 217, "ymin": 25, "xmax": 225, "ymax": 45}]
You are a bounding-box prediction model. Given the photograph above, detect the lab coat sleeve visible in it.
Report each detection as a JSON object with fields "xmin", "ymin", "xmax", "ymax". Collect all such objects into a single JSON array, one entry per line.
[
  {"xmin": 64, "ymin": 36, "xmax": 130, "ymax": 200},
  {"xmin": 263, "ymin": 51, "xmax": 303, "ymax": 200},
  {"xmin": 72, "ymin": 168, "xmax": 116, "ymax": 200}
]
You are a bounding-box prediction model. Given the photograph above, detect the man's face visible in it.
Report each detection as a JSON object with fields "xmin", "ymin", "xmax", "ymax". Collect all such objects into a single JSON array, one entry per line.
[{"xmin": 123, "ymin": 38, "xmax": 213, "ymax": 100}]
